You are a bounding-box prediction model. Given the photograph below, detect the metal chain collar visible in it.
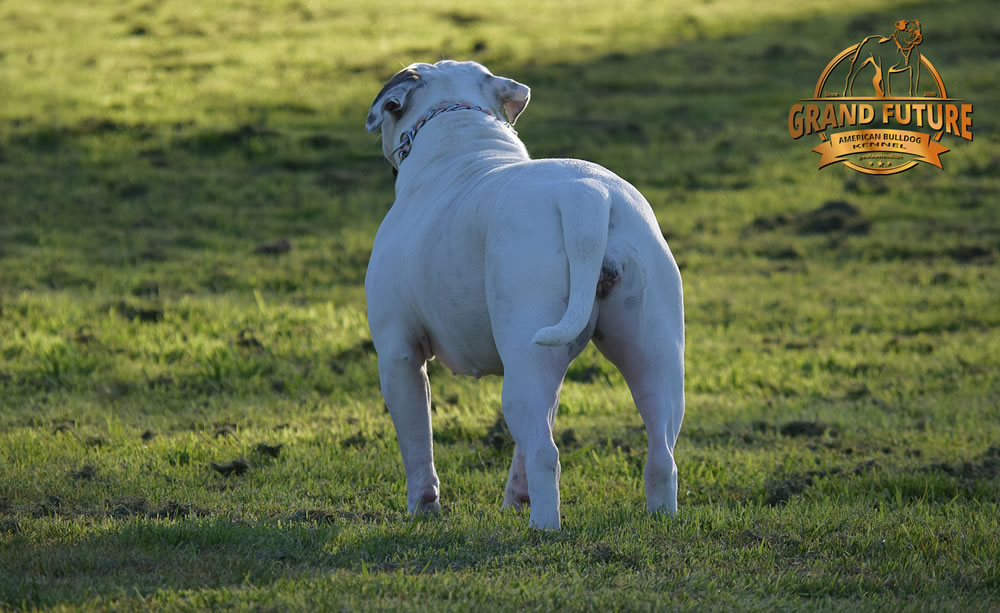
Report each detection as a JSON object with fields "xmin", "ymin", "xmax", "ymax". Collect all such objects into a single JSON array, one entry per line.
[{"xmin": 392, "ymin": 102, "xmax": 514, "ymax": 164}]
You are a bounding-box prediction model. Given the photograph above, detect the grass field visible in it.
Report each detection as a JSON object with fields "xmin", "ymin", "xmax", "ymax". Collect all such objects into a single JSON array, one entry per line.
[{"xmin": 1, "ymin": 0, "xmax": 998, "ymax": 609}]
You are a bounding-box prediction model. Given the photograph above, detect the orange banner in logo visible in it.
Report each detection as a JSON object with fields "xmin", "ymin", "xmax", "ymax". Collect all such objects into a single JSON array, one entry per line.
[{"xmin": 812, "ymin": 129, "xmax": 950, "ymax": 169}]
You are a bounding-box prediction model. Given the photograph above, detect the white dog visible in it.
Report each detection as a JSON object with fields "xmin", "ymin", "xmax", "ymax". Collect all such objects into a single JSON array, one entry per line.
[{"xmin": 364, "ymin": 60, "xmax": 684, "ymax": 529}]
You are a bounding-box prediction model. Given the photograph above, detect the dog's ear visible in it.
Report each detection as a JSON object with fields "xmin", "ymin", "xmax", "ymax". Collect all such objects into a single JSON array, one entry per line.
[
  {"xmin": 366, "ymin": 68, "xmax": 422, "ymax": 133},
  {"xmin": 489, "ymin": 76, "xmax": 530, "ymax": 125}
]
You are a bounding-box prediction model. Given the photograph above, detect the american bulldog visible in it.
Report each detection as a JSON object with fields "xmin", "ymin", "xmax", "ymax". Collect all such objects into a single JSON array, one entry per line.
[
  {"xmin": 364, "ymin": 60, "xmax": 684, "ymax": 529},
  {"xmin": 843, "ymin": 19, "xmax": 923, "ymax": 98}
]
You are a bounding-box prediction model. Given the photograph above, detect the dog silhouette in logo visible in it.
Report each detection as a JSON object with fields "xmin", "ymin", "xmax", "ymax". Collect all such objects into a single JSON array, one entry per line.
[{"xmin": 843, "ymin": 20, "xmax": 923, "ymax": 97}]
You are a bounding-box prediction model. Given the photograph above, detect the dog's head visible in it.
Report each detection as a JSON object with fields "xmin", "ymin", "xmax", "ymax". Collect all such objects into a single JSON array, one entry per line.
[
  {"xmin": 366, "ymin": 60, "xmax": 530, "ymax": 165},
  {"xmin": 893, "ymin": 19, "xmax": 922, "ymax": 46}
]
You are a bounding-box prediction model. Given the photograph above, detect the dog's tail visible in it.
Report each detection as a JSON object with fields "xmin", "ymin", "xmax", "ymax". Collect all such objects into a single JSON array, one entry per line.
[{"xmin": 531, "ymin": 182, "xmax": 611, "ymax": 346}]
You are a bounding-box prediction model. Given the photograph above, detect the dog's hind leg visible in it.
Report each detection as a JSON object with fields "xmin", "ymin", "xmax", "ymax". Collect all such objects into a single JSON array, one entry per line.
[
  {"xmin": 499, "ymin": 353, "xmax": 566, "ymax": 529},
  {"xmin": 502, "ymin": 445, "xmax": 530, "ymax": 510},
  {"xmin": 374, "ymin": 333, "xmax": 441, "ymax": 513},
  {"xmin": 491, "ymin": 296, "xmax": 571, "ymax": 528},
  {"xmin": 593, "ymin": 246, "xmax": 684, "ymax": 515}
]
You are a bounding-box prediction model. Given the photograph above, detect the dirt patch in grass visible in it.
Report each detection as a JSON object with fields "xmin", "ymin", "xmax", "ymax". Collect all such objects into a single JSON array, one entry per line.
[
  {"xmin": 213, "ymin": 424, "xmax": 237, "ymax": 438},
  {"xmin": 341, "ymin": 431, "xmax": 367, "ymax": 448},
  {"xmin": 50, "ymin": 419, "xmax": 77, "ymax": 435},
  {"xmin": 586, "ymin": 542, "xmax": 643, "ymax": 569},
  {"xmin": 440, "ymin": 11, "xmax": 482, "ymax": 25},
  {"xmin": 110, "ymin": 300, "xmax": 164, "ymax": 323},
  {"xmin": 763, "ymin": 473, "xmax": 818, "ymax": 506},
  {"xmin": 255, "ymin": 442, "xmax": 283, "ymax": 458},
  {"xmin": 10, "ymin": 496, "xmax": 210, "ymax": 522},
  {"xmin": 756, "ymin": 245, "xmax": 803, "ymax": 261},
  {"xmin": 341, "ymin": 429, "xmax": 386, "ymax": 449},
  {"xmin": 748, "ymin": 200, "xmax": 871, "ymax": 236},
  {"xmin": 560, "ymin": 428, "xmax": 579, "ymax": 449},
  {"xmin": 116, "ymin": 182, "xmax": 149, "ymax": 199},
  {"xmin": 433, "ymin": 418, "xmax": 481, "ymax": 445},
  {"xmin": 111, "ymin": 498, "xmax": 206, "ymax": 520},
  {"xmin": 922, "ymin": 446, "xmax": 1000, "ymax": 481},
  {"xmin": 209, "ymin": 458, "xmax": 250, "ymax": 477},
  {"xmin": 111, "ymin": 497, "xmax": 150, "ymax": 519},
  {"xmin": 235, "ymin": 329, "xmax": 265, "ymax": 350},
  {"xmin": 799, "ymin": 201, "xmax": 870, "ymax": 234},
  {"xmin": 72, "ymin": 464, "xmax": 98, "ymax": 481},
  {"xmin": 948, "ymin": 245, "xmax": 994, "ymax": 263},
  {"xmin": 253, "ymin": 238, "xmax": 292, "ymax": 256},
  {"xmin": 32, "ymin": 495, "xmax": 65, "ymax": 517},
  {"xmin": 566, "ymin": 364, "xmax": 605, "ymax": 383},
  {"xmin": 482, "ymin": 411, "xmax": 514, "ymax": 451},
  {"xmin": 764, "ymin": 460, "xmax": 879, "ymax": 506},
  {"xmin": 779, "ymin": 420, "xmax": 831, "ymax": 438},
  {"xmin": 179, "ymin": 123, "xmax": 278, "ymax": 156},
  {"xmin": 330, "ymin": 339, "xmax": 376, "ymax": 373}
]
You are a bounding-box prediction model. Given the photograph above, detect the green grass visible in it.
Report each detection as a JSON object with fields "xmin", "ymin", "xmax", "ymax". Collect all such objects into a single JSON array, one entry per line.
[{"xmin": 1, "ymin": 0, "xmax": 998, "ymax": 610}]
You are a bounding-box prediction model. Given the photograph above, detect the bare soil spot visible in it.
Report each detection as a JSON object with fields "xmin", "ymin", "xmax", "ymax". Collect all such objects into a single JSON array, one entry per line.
[
  {"xmin": 797, "ymin": 201, "xmax": 870, "ymax": 235},
  {"xmin": 748, "ymin": 201, "xmax": 871, "ymax": 236},
  {"xmin": 482, "ymin": 411, "xmax": 514, "ymax": 451},
  {"xmin": 111, "ymin": 300, "xmax": 163, "ymax": 323},
  {"xmin": 112, "ymin": 497, "xmax": 149, "ymax": 519},
  {"xmin": 334, "ymin": 339, "xmax": 376, "ymax": 363},
  {"xmin": 923, "ymin": 446, "xmax": 1000, "ymax": 481},
  {"xmin": 441, "ymin": 11, "xmax": 481, "ymax": 25},
  {"xmin": 52, "ymin": 421, "xmax": 76, "ymax": 435},
  {"xmin": 948, "ymin": 245, "xmax": 994, "ymax": 263},
  {"xmin": 235, "ymin": 329, "xmax": 265, "ymax": 350},
  {"xmin": 758, "ymin": 245, "xmax": 803, "ymax": 261},
  {"xmin": 342, "ymin": 430, "xmax": 384, "ymax": 449},
  {"xmin": 560, "ymin": 428, "xmax": 579, "ymax": 449},
  {"xmin": 255, "ymin": 442, "xmax": 283, "ymax": 458},
  {"xmin": 209, "ymin": 458, "xmax": 250, "ymax": 477},
  {"xmin": 779, "ymin": 420, "xmax": 829, "ymax": 438},
  {"xmin": 182, "ymin": 124, "xmax": 278, "ymax": 156},
  {"xmin": 214, "ymin": 424, "xmax": 237, "ymax": 438},
  {"xmin": 566, "ymin": 364, "xmax": 604, "ymax": 383},
  {"xmin": 253, "ymin": 238, "xmax": 292, "ymax": 256},
  {"xmin": 72, "ymin": 465, "xmax": 98, "ymax": 481},
  {"xmin": 302, "ymin": 134, "xmax": 338, "ymax": 149},
  {"xmin": 117, "ymin": 182, "xmax": 149, "ymax": 199},
  {"xmin": 764, "ymin": 459, "xmax": 878, "ymax": 506}
]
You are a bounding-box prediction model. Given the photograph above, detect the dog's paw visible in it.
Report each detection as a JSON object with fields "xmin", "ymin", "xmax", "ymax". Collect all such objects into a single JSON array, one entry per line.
[
  {"xmin": 414, "ymin": 498, "xmax": 441, "ymax": 513},
  {"xmin": 501, "ymin": 492, "xmax": 530, "ymax": 512},
  {"xmin": 411, "ymin": 489, "xmax": 441, "ymax": 514}
]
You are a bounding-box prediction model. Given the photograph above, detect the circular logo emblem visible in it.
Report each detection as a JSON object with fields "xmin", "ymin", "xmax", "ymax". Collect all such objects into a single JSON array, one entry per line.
[{"xmin": 788, "ymin": 20, "xmax": 972, "ymax": 175}]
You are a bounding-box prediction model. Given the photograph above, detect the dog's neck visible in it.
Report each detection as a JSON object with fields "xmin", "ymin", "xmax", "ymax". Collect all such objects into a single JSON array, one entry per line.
[{"xmin": 391, "ymin": 102, "xmax": 517, "ymax": 166}]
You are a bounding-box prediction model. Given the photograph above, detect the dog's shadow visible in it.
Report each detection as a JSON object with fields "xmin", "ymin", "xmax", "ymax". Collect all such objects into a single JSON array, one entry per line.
[{"xmin": 3, "ymin": 507, "xmax": 658, "ymax": 608}]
